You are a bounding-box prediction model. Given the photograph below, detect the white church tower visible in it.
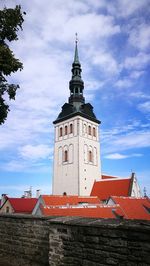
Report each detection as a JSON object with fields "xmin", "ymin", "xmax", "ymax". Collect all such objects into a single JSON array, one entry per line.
[{"xmin": 53, "ymin": 39, "xmax": 101, "ymax": 196}]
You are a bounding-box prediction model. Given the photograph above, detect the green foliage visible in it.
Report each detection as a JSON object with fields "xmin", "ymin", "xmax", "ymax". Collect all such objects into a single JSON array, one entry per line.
[{"xmin": 0, "ymin": 5, "xmax": 25, "ymax": 124}]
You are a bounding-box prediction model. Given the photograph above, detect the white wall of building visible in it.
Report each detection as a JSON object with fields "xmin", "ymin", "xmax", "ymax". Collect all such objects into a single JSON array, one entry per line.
[
  {"xmin": 53, "ymin": 115, "xmax": 101, "ymax": 196},
  {"xmin": 131, "ymin": 176, "xmax": 142, "ymax": 197}
]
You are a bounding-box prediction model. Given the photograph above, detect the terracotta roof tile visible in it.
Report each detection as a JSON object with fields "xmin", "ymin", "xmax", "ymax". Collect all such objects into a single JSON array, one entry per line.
[
  {"xmin": 91, "ymin": 178, "xmax": 131, "ymax": 200},
  {"xmin": 8, "ymin": 198, "xmax": 38, "ymax": 213},
  {"xmin": 41, "ymin": 195, "xmax": 100, "ymax": 206},
  {"xmin": 110, "ymin": 196, "xmax": 150, "ymax": 220},
  {"xmin": 41, "ymin": 205, "xmax": 122, "ymax": 219}
]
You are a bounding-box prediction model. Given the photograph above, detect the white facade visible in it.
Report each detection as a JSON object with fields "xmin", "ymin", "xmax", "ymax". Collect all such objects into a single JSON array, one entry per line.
[
  {"xmin": 53, "ymin": 115, "xmax": 101, "ymax": 196},
  {"xmin": 131, "ymin": 175, "xmax": 142, "ymax": 197}
]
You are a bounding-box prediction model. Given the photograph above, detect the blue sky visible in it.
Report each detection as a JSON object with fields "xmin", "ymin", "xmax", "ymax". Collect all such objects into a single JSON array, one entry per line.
[{"xmin": 0, "ymin": 0, "xmax": 150, "ymax": 197}]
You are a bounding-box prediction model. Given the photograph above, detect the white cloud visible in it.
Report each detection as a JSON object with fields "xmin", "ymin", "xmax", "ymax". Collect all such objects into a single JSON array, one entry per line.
[
  {"xmin": 101, "ymin": 121, "xmax": 150, "ymax": 154},
  {"xmin": 129, "ymin": 70, "xmax": 145, "ymax": 79},
  {"xmin": 92, "ymin": 51, "xmax": 120, "ymax": 75},
  {"xmin": 129, "ymin": 23, "xmax": 150, "ymax": 51},
  {"xmin": 124, "ymin": 53, "xmax": 150, "ymax": 70},
  {"xmin": 107, "ymin": 0, "xmax": 148, "ymax": 18},
  {"xmin": 115, "ymin": 78, "xmax": 133, "ymax": 88},
  {"xmin": 0, "ymin": 159, "xmax": 51, "ymax": 173},
  {"xmin": 113, "ymin": 131, "xmax": 150, "ymax": 150},
  {"xmin": 138, "ymin": 101, "xmax": 150, "ymax": 113},
  {"xmin": 130, "ymin": 92, "xmax": 150, "ymax": 100},
  {"xmin": 19, "ymin": 144, "xmax": 52, "ymax": 160},
  {"xmin": 104, "ymin": 153, "xmax": 142, "ymax": 160}
]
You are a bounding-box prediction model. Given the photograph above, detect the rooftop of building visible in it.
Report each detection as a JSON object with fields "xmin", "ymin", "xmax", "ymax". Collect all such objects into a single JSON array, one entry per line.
[
  {"xmin": 91, "ymin": 176, "xmax": 133, "ymax": 201},
  {"xmin": 41, "ymin": 195, "xmax": 101, "ymax": 206},
  {"xmin": 0, "ymin": 197, "xmax": 38, "ymax": 214}
]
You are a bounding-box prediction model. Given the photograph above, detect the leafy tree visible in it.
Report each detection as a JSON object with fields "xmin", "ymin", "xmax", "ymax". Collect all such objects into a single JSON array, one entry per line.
[{"xmin": 0, "ymin": 5, "xmax": 25, "ymax": 124}]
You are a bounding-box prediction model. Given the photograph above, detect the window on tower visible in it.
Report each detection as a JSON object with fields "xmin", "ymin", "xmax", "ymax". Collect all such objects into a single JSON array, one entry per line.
[
  {"xmin": 59, "ymin": 127, "xmax": 63, "ymax": 137},
  {"xmin": 88, "ymin": 125, "xmax": 91, "ymax": 135},
  {"xmin": 65, "ymin": 125, "xmax": 68, "ymax": 135},
  {"xmin": 93, "ymin": 127, "xmax": 96, "ymax": 137},
  {"xmin": 89, "ymin": 150, "xmax": 93, "ymax": 162},
  {"xmin": 64, "ymin": 150, "xmax": 68, "ymax": 162},
  {"xmin": 70, "ymin": 123, "xmax": 73, "ymax": 134}
]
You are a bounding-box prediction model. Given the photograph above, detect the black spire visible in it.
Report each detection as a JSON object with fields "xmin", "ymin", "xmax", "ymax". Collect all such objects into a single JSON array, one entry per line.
[
  {"xmin": 68, "ymin": 34, "xmax": 85, "ymax": 106},
  {"xmin": 53, "ymin": 36, "xmax": 100, "ymax": 125}
]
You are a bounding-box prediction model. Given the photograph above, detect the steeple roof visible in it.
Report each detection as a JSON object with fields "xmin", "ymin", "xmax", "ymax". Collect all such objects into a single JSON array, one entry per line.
[
  {"xmin": 53, "ymin": 38, "xmax": 100, "ymax": 124},
  {"xmin": 74, "ymin": 34, "xmax": 80, "ymax": 64}
]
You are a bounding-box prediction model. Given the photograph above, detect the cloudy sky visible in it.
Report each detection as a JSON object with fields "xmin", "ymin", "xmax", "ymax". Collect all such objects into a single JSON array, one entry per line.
[{"xmin": 0, "ymin": 0, "xmax": 150, "ymax": 197}]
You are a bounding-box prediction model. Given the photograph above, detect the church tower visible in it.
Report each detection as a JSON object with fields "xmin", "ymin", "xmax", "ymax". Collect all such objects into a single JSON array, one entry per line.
[{"xmin": 53, "ymin": 39, "xmax": 101, "ymax": 196}]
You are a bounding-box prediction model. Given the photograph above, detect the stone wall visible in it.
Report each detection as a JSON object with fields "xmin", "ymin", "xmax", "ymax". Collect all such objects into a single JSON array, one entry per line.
[
  {"xmin": 49, "ymin": 217, "xmax": 150, "ymax": 266},
  {"xmin": 0, "ymin": 215, "xmax": 150, "ymax": 266},
  {"xmin": 0, "ymin": 214, "xmax": 50, "ymax": 266}
]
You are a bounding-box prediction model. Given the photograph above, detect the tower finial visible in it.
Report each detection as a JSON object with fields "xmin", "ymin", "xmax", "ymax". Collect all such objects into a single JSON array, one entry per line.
[
  {"xmin": 75, "ymin": 32, "xmax": 78, "ymax": 44},
  {"xmin": 74, "ymin": 33, "xmax": 79, "ymax": 63}
]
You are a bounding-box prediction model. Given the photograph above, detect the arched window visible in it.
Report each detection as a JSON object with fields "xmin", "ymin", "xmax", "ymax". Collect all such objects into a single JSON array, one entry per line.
[
  {"xmin": 59, "ymin": 127, "xmax": 63, "ymax": 137},
  {"xmin": 88, "ymin": 125, "xmax": 91, "ymax": 135},
  {"xmin": 70, "ymin": 123, "xmax": 73, "ymax": 134},
  {"xmin": 64, "ymin": 125, "xmax": 68, "ymax": 135},
  {"xmin": 64, "ymin": 150, "xmax": 68, "ymax": 162},
  {"xmin": 93, "ymin": 127, "xmax": 96, "ymax": 137},
  {"xmin": 89, "ymin": 150, "xmax": 93, "ymax": 162}
]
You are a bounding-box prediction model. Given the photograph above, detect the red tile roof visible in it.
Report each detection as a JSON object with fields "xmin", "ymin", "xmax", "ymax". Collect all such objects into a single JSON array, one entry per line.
[
  {"xmin": 8, "ymin": 198, "xmax": 38, "ymax": 213},
  {"xmin": 41, "ymin": 196, "xmax": 150, "ymax": 220},
  {"xmin": 91, "ymin": 178, "xmax": 132, "ymax": 200},
  {"xmin": 41, "ymin": 195, "xmax": 100, "ymax": 206},
  {"xmin": 110, "ymin": 196, "xmax": 150, "ymax": 220},
  {"xmin": 41, "ymin": 205, "xmax": 123, "ymax": 219}
]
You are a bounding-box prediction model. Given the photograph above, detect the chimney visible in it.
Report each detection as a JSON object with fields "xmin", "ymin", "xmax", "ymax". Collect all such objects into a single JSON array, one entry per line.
[
  {"xmin": 131, "ymin": 172, "xmax": 136, "ymax": 179},
  {"xmin": 24, "ymin": 187, "xmax": 32, "ymax": 198},
  {"xmin": 1, "ymin": 194, "xmax": 8, "ymax": 206},
  {"xmin": 36, "ymin": 189, "xmax": 41, "ymax": 198}
]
